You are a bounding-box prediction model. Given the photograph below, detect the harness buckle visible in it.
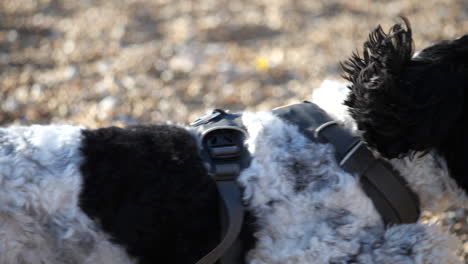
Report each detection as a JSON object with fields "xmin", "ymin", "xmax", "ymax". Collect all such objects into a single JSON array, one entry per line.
[
  {"xmin": 203, "ymin": 130, "xmax": 245, "ymax": 181},
  {"xmin": 191, "ymin": 109, "xmax": 225, "ymax": 127},
  {"xmin": 213, "ymin": 163, "xmax": 241, "ymax": 181}
]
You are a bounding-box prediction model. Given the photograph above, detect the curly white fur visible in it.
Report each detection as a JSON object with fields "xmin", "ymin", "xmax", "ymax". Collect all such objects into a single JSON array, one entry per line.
[
  {"xmin": 238, "ymin": 111, "xmax": 462, "ymax": 264},
  {"xmin": 0, "ymin": 125, "xmax": 134, "ymax": 264}
]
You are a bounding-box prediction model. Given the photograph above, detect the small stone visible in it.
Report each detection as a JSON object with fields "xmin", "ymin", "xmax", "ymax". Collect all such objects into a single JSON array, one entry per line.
[
  {"xmin": 454, "ymin": 208, "xmax": 467, "ymax": 221},
  {"xmin": 64, "ymin": 66, "xmax": 78, "ymax": 80},
  {"xmin": 99, "ymin": 96, "xmax": 117, "ymax": 112},
  {"xmin": 2, "ymin": 97, "xmax": 19, "ymax": 112},
  {"xmin": 160, "ymin": 46, "xmax": 174, "ymax": 58},
  {"xmin": 15, "ymin": 86, "xmax": 30, "ymax": 102},
  {"xmin": 169, "ymin": 55, "xmax": 195, "ymax": 73},
  {"xmin": 6, "ymin": 30, "xmax": 18, "ymax": 42},
  {"xmin": 161, "ymin": 70, "xmax": 174, "ymax": 82},
  {"xmin": 445, "ymin": 211, "xmax": 456, "ymax": 219},
  {"xmin": 58, "ymin": 104, "xmax": 68, "ymax": 117},
  {"xmin": 97, "ymin": 96, "xmax": 118, "ymax": 120},
  {"xmin": 120, "ymin": 76, "xmax": 136, "ymax": 90},
  {"xmin": 453, "ymin": 223, "xmax": 463, "ymax": 231},
  {"xmin": 30, "ymin": 84, "xmax": 45, "ymax": 100},
  {"xmin": 97, "ymin": 61, "xmax": 111, "ymax": 74},
  {"xmin": 63, "ymin": 40, "xmax": 76, "ymax": 54}
]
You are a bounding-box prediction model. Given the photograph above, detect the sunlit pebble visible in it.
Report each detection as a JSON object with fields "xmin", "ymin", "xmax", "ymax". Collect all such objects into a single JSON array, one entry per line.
[
  {"xmin": 158, "ymin": 101, "xmax": 171, "ymax": 112},
  {"xmin": 454, "ymin": 223, "xmax": 463, "ymax": 231},
  {"xmin": 99, "ymin": 96, "xmax": 117, "ymax": 111},
  {"xmin": 97, "ymin": 96, "xmax": 117, "ymax": 120},
  {"xmin": 47, "ymin": 99, "xmax": 58, "ymax": 109},
  {"xmin": 218, "ymin": 62, "xmax": 233, "ymax": 73},
  {"xmin": 31, "ymin": 14, "xmax": 45, "ymax": 26},
  {"xmin": 15, "ymin": 86, "xmax": 30, "ymax": 102},
  {"xmin": 111, "ymin": 25, "xmax": 125, "ymax": 39},
  {"xmin": 170, "ymin": 17, "xmax": 191, "ymax": 41},
  {"xmin": 63, "ymin": 40, "xmax": 76, "ymax": 54},
  {"xmin": 94, "ymin": 75, "xmax": 117, "ymax": 93},
  {"xmin": 25, "ymin": 108, "xmax": 41, "ymax": 121},
  {"xmin": 97, "ymin": 61, "xmax": 113, "ymax": 75},
  {"xmin": 199, "ymin": 15, "xmax": 221, "ymax": 30},
  {"xmin": 205, "ymin": 43, "xmax": 224, "ymax": 55},
  {"xmin": 2, "ymin": 97, "xmax": 19, "ymax": 112},
  {"xmin": 270, "ymin": 49, "xmax": 284, "ymax": 64},
  {"xmin": 169, "ymin": 55, "xmax": 195, "ymax": 73},
  {"xmin": 60, "ymin": 19, "xmax": 74, "ymax": 32},
  {"xmin": 0, "ymin": 53, "xmax": 8, "ymax": 64},
  {"xmin": 121, "ymin": 76, "xmax": 136, "ymax": 90},
  {"xmin": 443, "ymin": 25, "xmax": 456, "ymax": 36},
  {"xmin": 58, "ymin": 104, "xmax": 68, "ymax": 117},
  {"xmin": 221, "ymin": 84, "xmax": 235, "ymax": 95},
  {"xmin": 266, "ymin": 6, "xmax": 282, "ymax": 29},
  {"xmin": 30, "ymin": 84, "xmax": 45, "ymax": 100},
  {"xmin": 160, "ymin": 45, "xmax": 174, "ymax": 58},
  {"xmin": 7, "ymin": 30, "xmax": 18, "ymax": 42},
  {"xmin": 65, "ymin": 65, "xmax": 78, "ymax": 80},
  {"xmin": 153, "ymin": 60, "xmax": 168, "ymax": 73},
  {"xmin": 132, "ymin": 101, "xmax": 149, "ymax": 117},
  {"xmin": 242, "ymin": 10, "xmax": 261, "ymax": 24},
  {"xmin": 161, "ymin": 70, "xmax": 174, "ymax": 82}
]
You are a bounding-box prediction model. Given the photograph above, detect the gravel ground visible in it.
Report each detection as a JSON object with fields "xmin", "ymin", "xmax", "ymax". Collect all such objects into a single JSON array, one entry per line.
[{"xmin": 1, "ymin": 0, "xmax": 467, "ymax": 261}]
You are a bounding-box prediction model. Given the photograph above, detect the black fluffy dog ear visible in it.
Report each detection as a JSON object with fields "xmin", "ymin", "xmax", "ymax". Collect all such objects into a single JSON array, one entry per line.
[
  {"xmin": 340, "ymin": 17, "xmax": 466, "ymax": 160},
  {"xmin": 339, "ymin": 18, "xmax": 415, "ymax": 158},
  {"xmin": 341, "ymin": 17, "xmax": 414, "ymax": 112}
]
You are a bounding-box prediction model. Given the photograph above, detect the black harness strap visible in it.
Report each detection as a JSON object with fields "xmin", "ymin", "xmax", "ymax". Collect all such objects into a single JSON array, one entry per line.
[
  {"xmin": 271, "ymin": 103, "xmax": 360, "ymax": 161},
  {"xmin": 192, "ymin": 111, "xmax": 249, "ymax": 264},
  {"xmin": 272, "ymin": 102, "xmax": 420, "ymax": 225},
  {"xmin": 195, "ymin": 181, "xmax": 243, "ymax": 264},
  {"xmin": 339, "ymin": 142, "xmax": 421, "ymax": 224}
]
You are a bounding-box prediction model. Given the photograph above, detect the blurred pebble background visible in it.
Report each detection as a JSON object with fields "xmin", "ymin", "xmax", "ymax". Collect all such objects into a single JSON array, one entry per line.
[{"xmin": 0, "ymin": 0, "xmax": 467, "ymax": 261}]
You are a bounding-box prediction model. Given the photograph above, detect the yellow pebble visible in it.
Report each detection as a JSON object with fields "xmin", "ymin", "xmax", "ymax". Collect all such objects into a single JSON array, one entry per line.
[{"xmin": 255, "ymin": 57, "xmax": 269, "ymax": 72}]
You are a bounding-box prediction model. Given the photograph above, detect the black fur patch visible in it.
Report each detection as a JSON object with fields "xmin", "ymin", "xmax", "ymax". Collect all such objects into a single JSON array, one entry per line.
[
  {"xmin": 79, "ymin": 125, "xmax": 221, "ymax": 263},
  {"xmin": 342, "ymin": 17, "xmax": 467, "ymax": 191}
]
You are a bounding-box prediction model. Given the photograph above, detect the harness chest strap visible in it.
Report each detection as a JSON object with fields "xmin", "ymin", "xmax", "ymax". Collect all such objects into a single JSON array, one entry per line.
[
  {"xmin": 192, "ymin": 111, "xmax": 250, "ymax": 264},
  {"xmin": 272, "ymin": 102, "xmax": 420, "ymax": 224},
  {"xmin": 195, "ymin": 181, "xmax": 244, "ymax": 264}
]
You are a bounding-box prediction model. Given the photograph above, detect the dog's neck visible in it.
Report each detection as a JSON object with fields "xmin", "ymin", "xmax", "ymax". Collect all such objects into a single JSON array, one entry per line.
[{"xmin": 312, "ymin": 80, "xmax": 468, "ymax": 213}]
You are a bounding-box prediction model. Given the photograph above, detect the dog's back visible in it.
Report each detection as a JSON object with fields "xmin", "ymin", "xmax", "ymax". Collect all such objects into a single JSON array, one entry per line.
[{"xmin": 0, "ymin": 124, "xmax": 220, "ymax": 264}]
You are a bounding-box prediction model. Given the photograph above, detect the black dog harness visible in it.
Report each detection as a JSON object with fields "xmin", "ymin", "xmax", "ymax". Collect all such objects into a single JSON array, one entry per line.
[{"xmin": 191, "ymin": 101, "xmax": 420, "ymax": 264}]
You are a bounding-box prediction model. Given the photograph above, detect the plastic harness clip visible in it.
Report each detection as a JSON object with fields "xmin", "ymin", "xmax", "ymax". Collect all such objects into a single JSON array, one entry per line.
[{"xmin": 194, "ymin": 111, "xmax": 250, "ymax": 264}]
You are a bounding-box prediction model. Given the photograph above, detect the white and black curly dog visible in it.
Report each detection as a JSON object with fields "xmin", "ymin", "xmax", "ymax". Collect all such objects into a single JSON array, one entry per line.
[{"xmin": 0, "ymin": 19, "xmax": 466, "ymax": 264}]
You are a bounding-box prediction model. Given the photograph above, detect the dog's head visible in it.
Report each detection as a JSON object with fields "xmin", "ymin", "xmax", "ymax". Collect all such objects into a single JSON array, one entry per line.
[{"xmin": 342, "ymin": 18, "xmax": 467, "ymax": 162}]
